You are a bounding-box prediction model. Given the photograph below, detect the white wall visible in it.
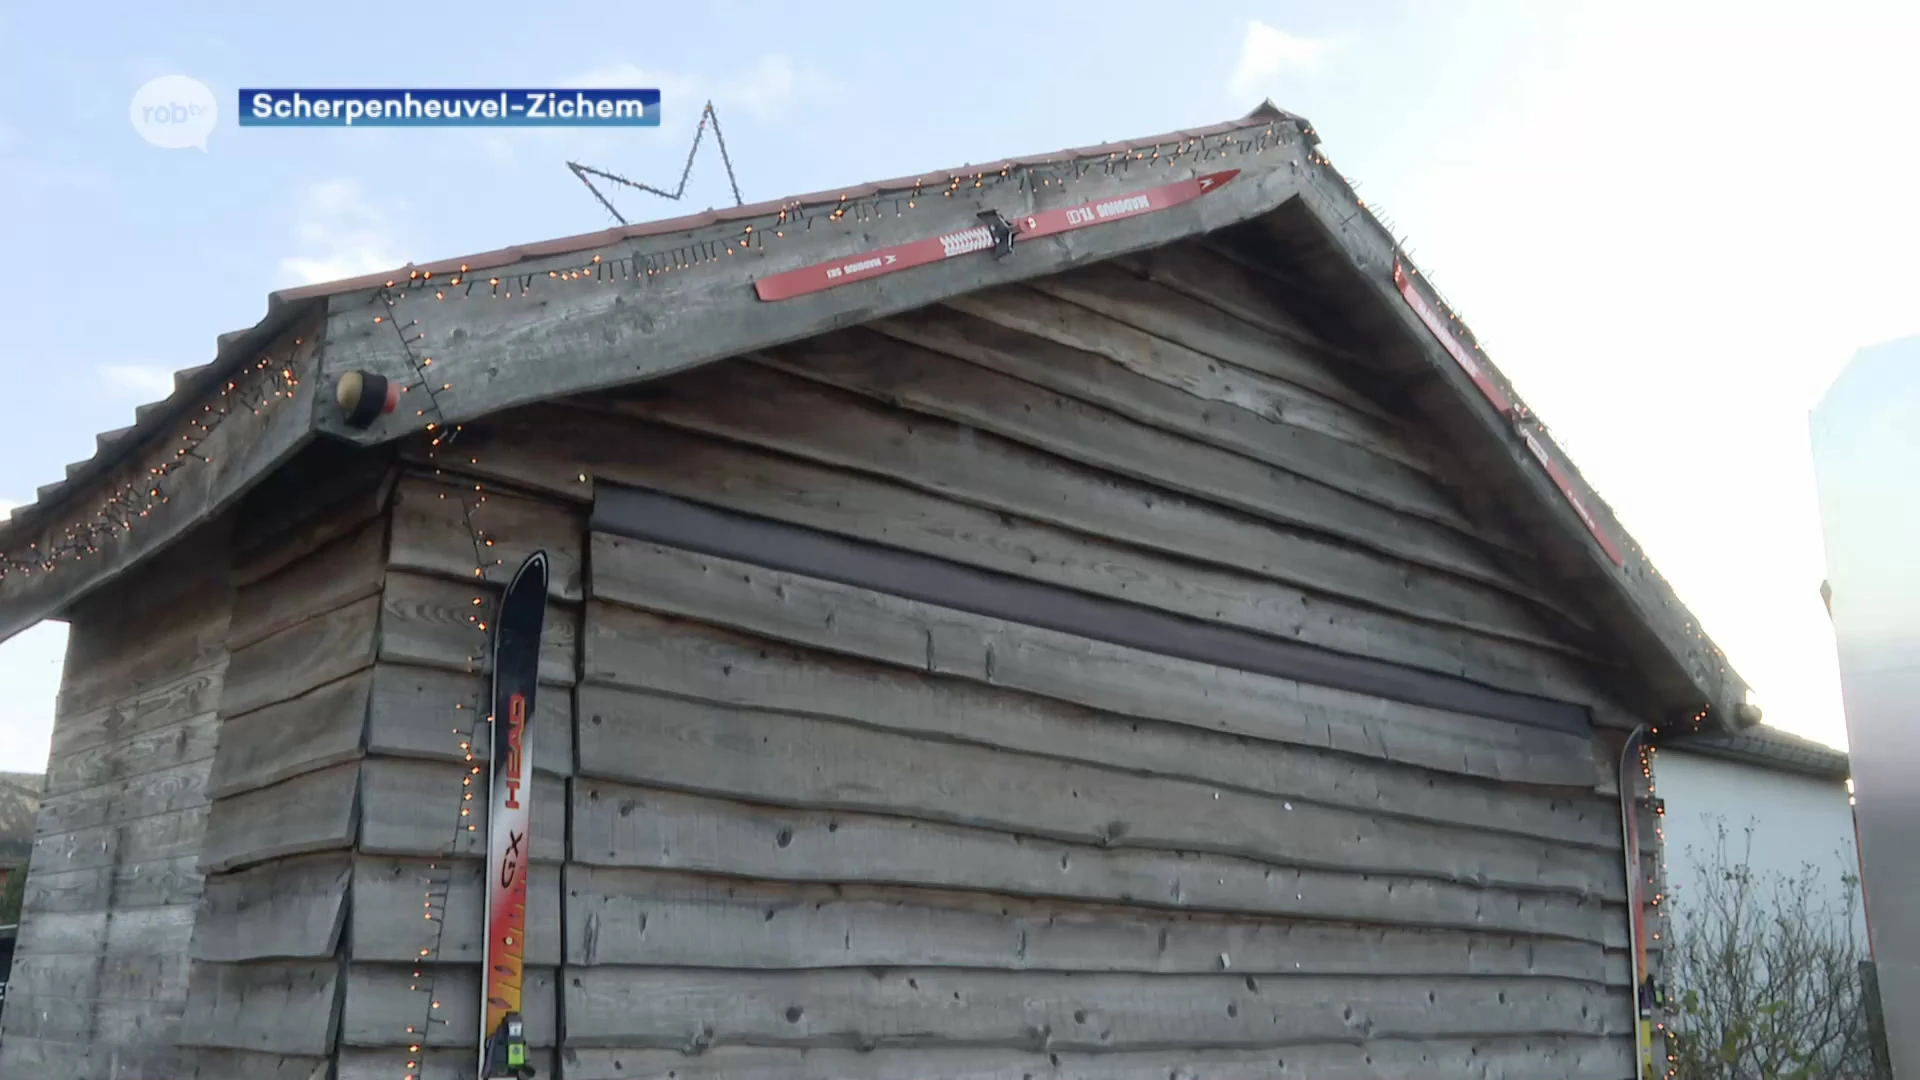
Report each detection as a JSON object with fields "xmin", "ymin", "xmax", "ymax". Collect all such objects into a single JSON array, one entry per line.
[{"xmin": 1653, "ymin": 748, "xmax": 1867, "ymax": 945}]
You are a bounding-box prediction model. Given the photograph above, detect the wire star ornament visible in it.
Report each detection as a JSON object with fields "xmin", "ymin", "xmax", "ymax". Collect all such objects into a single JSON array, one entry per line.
[{"xmin": 567, "ymin": 99, "xmax": 744, "ymax": 224}]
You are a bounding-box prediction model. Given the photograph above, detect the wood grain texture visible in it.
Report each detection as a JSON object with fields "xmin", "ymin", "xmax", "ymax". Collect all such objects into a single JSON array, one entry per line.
[
  {"xmin": 557, "ymin": 1039, "xmax": 1637, "ymax": 1080},
  {"xmin": 34, "ymin": 756, "xmax": 213, "ymax": 837},
  {"xmin": 586, "ymin": 488, "xmax": 1589, "ymax": 737},
  {"xmin": 199, "ymin": 761, "xmax": 360, "ymax": 874},
  {"xmin": 14, "ymin": 903, "xmax": 197, "ymax": 958},
  {"xmin": 590, "ymin": 368, "xmax": 1579, "ymax": 655},
  {"xmin": 230, "ymin": 440, "xmax": 397, "ymax": 588},
  {"xmin": 388, "ymin": 472, "xmax": 585, "ymax": 600},
  {"xmin": 1114, "ymin": 241, "xmax": 1346, "ymax": 360},
  {"xmin": 49, "ymin": 666, "xmax": 224, "ymax": 761},
  {"xmin": 44, "ymin": 710, "xmax": 220, "ymax": 808},
  {"xmin": 6, "ymin": 950, "xmax": 188, "ymax": 1003},
  {"xmin": 179, "ymin": 1049, "xmax": 332, "ymax": 1080},
  {"xmin": 945, "ymin": 284, "xmax": 1429, "ymax": 472},
  {"xmin": 567, "ymin": 402, "xmax": 1607, "ymax": 718},
  {"xmin": 574, "ymin": 684, "xmax": 1619, "ymax": 899},
  {"xmin": 0, "ymin": 1035, "xmax": 196, "ymax": 1080},
  {"xmin": 338, "ymin": 1048, "xmax": 556, "ymax": 1080},
  {"xmin": 365, "ymin": 662, "xmax": 574, "ymax": 778},
  {"xmin": 191, "ymin": 853, "xmax": 352, "ymax": 962},
  {"xmin": 339, "ymin": 963, "xmax": 555, "ymax": 1048},
  {"xmin": 351, "ymin": 855, "xmax": 561, "ymax": 965},
  {"xmin": 562, "ymin": 967, "xmax": 1629, "ymax": 1049},
  {"xmin": 585, "ymin": 543, "xmax": 1598, "ymax": 787},
  {"xmin": 357, "ymin": 756, "xmax": 565, "ymax": 861},
  {"xmin": 0, "ymin": 994, "xmax": 182, "ymax": 1045},
  {"xmin": 564, "ymin": 865, "xmax": 1616, "ymax": 985},
  {"xmin": 1028, "ymin": 261, "xmax": 1392, "ymax": 418},
  {"xmin": 576, "ymin": 622, "xmax": 1618, "ymax": 850},
  {"xmin": 177, "ymin": 959, "xmax": 341, "ymax": 1055},
  {"xmin": 611, "ymin": 355, "xmax": 1538, "ymax": 616},
  {"xmin": 227, "ymin": 516, "xmax": 388, "ymax": 651},
  {"xmin": 221, "ymin": 592, "xmax": 380, "ymax": 719},
  {"xmin": 378, "ymin": 569, "xmax": 579, "ymax": 686},
  {"xmin": 851, "ymin": 307, "xmax": 1471, "ymax": 537},
  {"xmin": 31, "ymin": 804, "xmax": 209, "ymax": 875},
  {"xmin": 206, "ymin": 669, "xmax": 371, "ymax": 800},
  {"xmin": 56, "ymin": 532, "xmax": 233, "ymax": 718},
  {"xmin": 22, "ymin": 854, "xmax": 203, "ymax": 916},
  {"xmin": 570, "ymin": 782, "xmax": 1622, "ymax": 947}
]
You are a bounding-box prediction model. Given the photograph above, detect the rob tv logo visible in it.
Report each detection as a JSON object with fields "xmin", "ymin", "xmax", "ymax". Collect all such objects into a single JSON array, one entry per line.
[{"xmin": 130, "ymin": 75, "xmax": 219, "ymax": 151}]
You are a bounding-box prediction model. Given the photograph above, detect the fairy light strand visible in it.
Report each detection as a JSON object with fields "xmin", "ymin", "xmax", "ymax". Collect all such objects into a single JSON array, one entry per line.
[
  {"xmin": 374, "ymin": 126, "xmax": 1289, "ymax": 316},
  {"xmin": 376, "ymin": 284, "xmax": 507, "ymax": 1080},
  {"xmin": 1637, "ymin": 735, "xmax": 1675, "ymax": 1078},
  {"xmin": 0, "ymin": 350, "xmax": 303, "ymax": 584},
  {"xmin": 367, "ymin": 125, "xmax": 1289, "ymax": 1078}
]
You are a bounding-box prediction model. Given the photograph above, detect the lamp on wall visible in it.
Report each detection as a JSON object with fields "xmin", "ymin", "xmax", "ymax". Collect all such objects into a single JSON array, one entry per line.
[{"xmin": 336, "ymin": 371, "xmax": 400, "ymax": 430}]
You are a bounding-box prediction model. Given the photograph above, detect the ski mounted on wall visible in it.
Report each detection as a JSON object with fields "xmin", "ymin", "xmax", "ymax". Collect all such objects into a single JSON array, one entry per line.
[
  {"xmin": 752, "ymin": 169, "xmax": 1241, "ymax": 302},
  {"xmin": 479, "ymin": 551, "xmax": 550, "ymax": 1079},
  {"xmin": 1619, "ymin": 725, "xmax": 1660, "ymax": 1080}
]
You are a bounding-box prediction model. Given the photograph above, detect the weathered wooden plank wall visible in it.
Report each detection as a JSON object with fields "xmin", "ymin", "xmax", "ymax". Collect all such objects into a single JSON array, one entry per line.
[
  {"xmin": 0, "ymin": 521, "xmax": 235, "ymax": 1079},
  {"xmin": 340, "ymin": 471, "xmax": 583, "ymax": 1078},
  {"xmin": 406, "ymin": 238, "xmax": 1655, "ymax": 1078},
  {"xmin": 158, "ymin": 453, "xmax": 582, "ymax": 1077},
  {"xmin": 168, "ymin": 452, "xmax": 398, "ymax": 1077}
]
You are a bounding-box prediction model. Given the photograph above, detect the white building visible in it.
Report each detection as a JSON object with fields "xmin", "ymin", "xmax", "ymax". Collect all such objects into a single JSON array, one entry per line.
[{"xmin": 1654, "ymin": 726, "xmax": 1865, "ymax": 944}]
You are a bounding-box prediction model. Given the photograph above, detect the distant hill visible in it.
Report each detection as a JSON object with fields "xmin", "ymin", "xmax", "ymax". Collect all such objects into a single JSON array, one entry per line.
[{"xmin": 0, "ymin": 772, "xmax": 42, "ymax": 866}]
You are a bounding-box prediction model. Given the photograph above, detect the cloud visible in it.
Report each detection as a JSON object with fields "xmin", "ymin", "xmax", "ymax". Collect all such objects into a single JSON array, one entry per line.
[
  {"xmin": 278, "ymin": 179, "xmax": 405, "ymax": 287},
  {"xmin": 99, "ymin": 363, "xmax": 178, "ymax": 398},
  {"xmin": 1228, "ymin": 21, "xmax": 1335, "ymax": 99}
]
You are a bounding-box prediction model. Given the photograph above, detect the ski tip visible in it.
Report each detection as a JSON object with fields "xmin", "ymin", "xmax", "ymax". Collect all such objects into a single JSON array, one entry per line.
[{"xmin": 507, "ymin": 550, "xmax": 551, "ymax": 593}]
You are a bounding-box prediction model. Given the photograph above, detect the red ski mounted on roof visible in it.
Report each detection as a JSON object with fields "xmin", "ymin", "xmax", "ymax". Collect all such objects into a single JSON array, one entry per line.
[
  {"xmin": 1393, "ymin": 261, "xmax": 1625, "ymax": 567},
  {"xmin": 753, "ymin": 170, "xmax": 1241, "ymax": 302}
]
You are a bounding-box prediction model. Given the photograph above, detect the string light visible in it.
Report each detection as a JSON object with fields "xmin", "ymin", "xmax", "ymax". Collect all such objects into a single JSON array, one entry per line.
[
  {"xmin": 0, "ymin": 347, "xmax": 303, "ymax": 583},
  {"xmin": 1636, "ymin": 735, "xmax": 1676, "ymax": 1076},
  {"xmin": 8, "ymin": 117, "xmax": 1299, "ymax": 1078},
  {"xmin": 361, "ymin": 127, "xmax": 1296, "ymax": 1078},
  {"xmin": 369, "ymin": 125, "xmax": 1293, "ymax": 325},
  {"xmin": 373, "ymin": 285, "xmax": 507, "ymax": 1079}
]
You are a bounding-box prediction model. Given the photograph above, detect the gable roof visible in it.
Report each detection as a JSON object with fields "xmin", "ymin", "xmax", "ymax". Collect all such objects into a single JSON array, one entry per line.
[{"xmin": 0, "ymin": 103, "xmax": 1754, "ymax": 735}]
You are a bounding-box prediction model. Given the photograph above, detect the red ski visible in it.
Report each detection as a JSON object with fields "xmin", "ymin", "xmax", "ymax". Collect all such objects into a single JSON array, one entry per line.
[
  {"xmin": 754, "ymin": 170, "xmax": 1241, "ymax": 301},
  {"xmin": 1620, "ymin": 725, "xmax": 1659, "ymax": 1079},
  {"xmin": 1393, "ymin": 260, "xmax": 1625, "ymax": 567}
]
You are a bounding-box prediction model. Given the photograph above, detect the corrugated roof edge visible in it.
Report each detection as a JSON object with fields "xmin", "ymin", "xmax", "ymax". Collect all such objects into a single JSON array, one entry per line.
[
  {"xmin": 1669, "ymin": 725, "xmax": 1852, "ymax": 782},
  {"xmin": 2, "ymin": 104, "xmax": 1299, "ymax": 544},
  {"xmin": 5, "ymin": 294, "xmax": 321, "ymax": 537}
]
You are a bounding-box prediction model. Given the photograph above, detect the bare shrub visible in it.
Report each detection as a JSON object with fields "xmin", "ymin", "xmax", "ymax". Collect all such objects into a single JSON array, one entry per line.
[{"xmin": 1667, "ymin": 818, "xmax": 1876, "ymax": 1079}]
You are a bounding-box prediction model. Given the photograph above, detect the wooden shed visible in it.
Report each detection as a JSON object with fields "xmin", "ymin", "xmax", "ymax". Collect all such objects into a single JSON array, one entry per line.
[{"xmin": 0, "ymin": 103, "xmax": 1758, "ymax": 1080}]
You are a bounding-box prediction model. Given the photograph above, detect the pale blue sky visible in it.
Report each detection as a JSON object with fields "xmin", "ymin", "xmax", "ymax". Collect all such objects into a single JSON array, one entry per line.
[{"xmin": 1, "ymin": 1, "xmax": 1914, "ymax": 772}]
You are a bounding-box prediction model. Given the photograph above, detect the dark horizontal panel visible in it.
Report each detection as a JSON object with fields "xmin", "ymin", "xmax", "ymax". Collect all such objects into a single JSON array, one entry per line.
[{"xmin": 591, "ymin": 483, "xmax": 1591, "ymax": 736}]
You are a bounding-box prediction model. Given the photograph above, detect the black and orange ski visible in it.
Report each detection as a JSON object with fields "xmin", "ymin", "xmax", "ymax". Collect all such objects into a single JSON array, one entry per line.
[{"xmin": 479, "ymin": 551, "xmax": 549, "ymax": 1079}]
